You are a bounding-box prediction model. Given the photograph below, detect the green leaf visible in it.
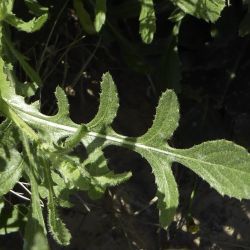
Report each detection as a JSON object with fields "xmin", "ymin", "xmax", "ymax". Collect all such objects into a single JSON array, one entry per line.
[
  {"xmin": 0, "ymin": 202, "xmax": 27, "ymax": 235},
  {"xmin": 58, "ymin": 160, "xmax": 90, "ymax": 191},
  {"xmin": 24, "ymin": 165, "xmax": 49, "ymax": 250},
  {"xmin": 0, "ymin": 97, "xmax": 40, "ymax": 142},
  {"xmin": 53, "ymin": 87, "xmax": 74, "ymax": 125},
  {"xmin": 24, "ymin": 0, "xmax": 48, "ymax": 16},
  {"xmin": 0, "ymin": 0, "xmax": 14, "ymax": 21},
  {"xmin": 170, "ymin": 0, "xmax": 225, "ymax": 23},
  {"xmin": 50, "ymin": 171, "xmax": 74, "ymax": 208},
  {"xmin": 58, "ymin": 124, "xmax": 88, "ymax": 151},
  {"xmin": 4, "ymin": 33, "xmax": 42, "ymax": 87},
  {"xmin": 24, "ymin": 217, "xmax": 50, "ymax": 250},
  {"xmin": 0, "ymin": 148, "xmax": 24, "ymax": 196},
  {"xmin": 73, "ymin": 0, "xmax": 96, "ymax": 34},
  {"xmin": 0, "ymin": 57, "xmax": 13, "ymax": 98},
  {"xmin": 5, "ymin": 13, "xmax": 48, "ymax": 33},
  {"xmin": 0, "ymin": 119, "xmax": 19, "ymax": 147},
  {"xmin": 138, "ymin": 89, "xmax": 179, "ymax": 147},
  {"xmin": 84, "ymin": 147, "xmax": 108, "ymax": 175},
  {"xmin": 43, "ymin": 159, "xmax": 71, "ymax": 245},
  {"xmin": 137, "ymin": 150, "xmax": 178, "ymax": 228},
  {"xmin": 139, "ymin": 0, "xmax": 156, "ymax": 44},
  {"xmin": 1, "ymin": 67, "xmax": 250, "ymax": 230},
  {"xmin": 94, "ymin": 0, "xmax": 106, "ymax": 32},
  {"xmin": 15, "ymin": 81, "xmax": 39, "ymax": 98},
  {"xmin": 77, "ymin": 147, "xmax": 131, "ymax": 198},
  {"xmin": 89, "ymin": 171, "xmax": 132, "ymax": 199},
  {"xmin": 173, "ymin": 140, "xmax": 250, "ymax": 199},
  {"xmin": 86, "ymin": 72, "xmax": 119, "ymax": 132}
]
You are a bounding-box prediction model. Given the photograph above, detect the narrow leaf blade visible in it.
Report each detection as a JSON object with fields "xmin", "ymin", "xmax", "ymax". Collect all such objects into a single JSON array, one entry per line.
[
  {"xmin": 24, "ymin": 166, "xmax": 49, "ymax": 250},
  {"xmin": 4, "ymin": 34, "xmax": 42, "ymax": 86},
  {"xmin": 139, "ymin": 0, "xmax": 156, "ymax": 44},
  {"xmin": 137, "ymin": 149, "xmax": 179, "ymax": 228},
  {"xmin": 87, "ymin": 72, "xmax": 119, "ymax": 132},
  {"xmin": 73, "ymin": 0, "xmax": 96, "ymax": 34},
  {"xmin": 138, "ymin": 90, "xmax": 179, "ymax": 147},
  {"xmin": 24, "ymin": 0, "xmax": 48, "ymax": 16},
  {"xmin": 94, "ymin": 0, "xmax": 106, "ymax": 32},
  {"xmin": 44, "ymin": 161, "xmax": 71, "ymax": 245}
]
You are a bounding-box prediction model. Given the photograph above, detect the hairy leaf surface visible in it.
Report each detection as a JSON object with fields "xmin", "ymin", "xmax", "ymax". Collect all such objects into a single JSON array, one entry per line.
[
  {"xmin": 138, "ymin": 90, "xmax": 179, "ymax": 147},
  {"xmin": 0, "ymin": 64, "xmax": 249, "ymax": 230},
  {"xmin": 136, "ymin": 150, "xmax": 179, "ymax": 227},
  {"xmin": 43, "ymin": 159, "xmax": 71, "ymax": 245},
  {"xmin": 5, "ymin": 13, "xmax": 48, "ymax": 33},
  {"xmin": 173, "ymin": 140, "xmax": 250, "ymax": 199},
  {"xmin": 24, "ymin": 167, "xmax": 49, "ymax": 250}
]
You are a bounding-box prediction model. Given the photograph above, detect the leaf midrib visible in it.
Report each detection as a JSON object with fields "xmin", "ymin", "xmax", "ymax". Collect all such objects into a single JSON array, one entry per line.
[{"xmin": 11, "ymin": 102, "xmax": 250, "ymax": 174}]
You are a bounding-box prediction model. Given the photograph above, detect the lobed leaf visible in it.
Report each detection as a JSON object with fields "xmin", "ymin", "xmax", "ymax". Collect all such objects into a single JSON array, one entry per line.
[{"xmin": 1, "ymin": 64, "xmax": 250, "ymax": 231}]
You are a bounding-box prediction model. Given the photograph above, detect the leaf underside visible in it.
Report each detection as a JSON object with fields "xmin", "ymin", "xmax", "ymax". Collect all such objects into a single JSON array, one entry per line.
[
  {"xmin": 0, "ymin": 6, "xmax": 250, "ymax": 245},
  {"xmin": 1, "ymin": 63, "xmax": 249, "ymax": 231}
]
